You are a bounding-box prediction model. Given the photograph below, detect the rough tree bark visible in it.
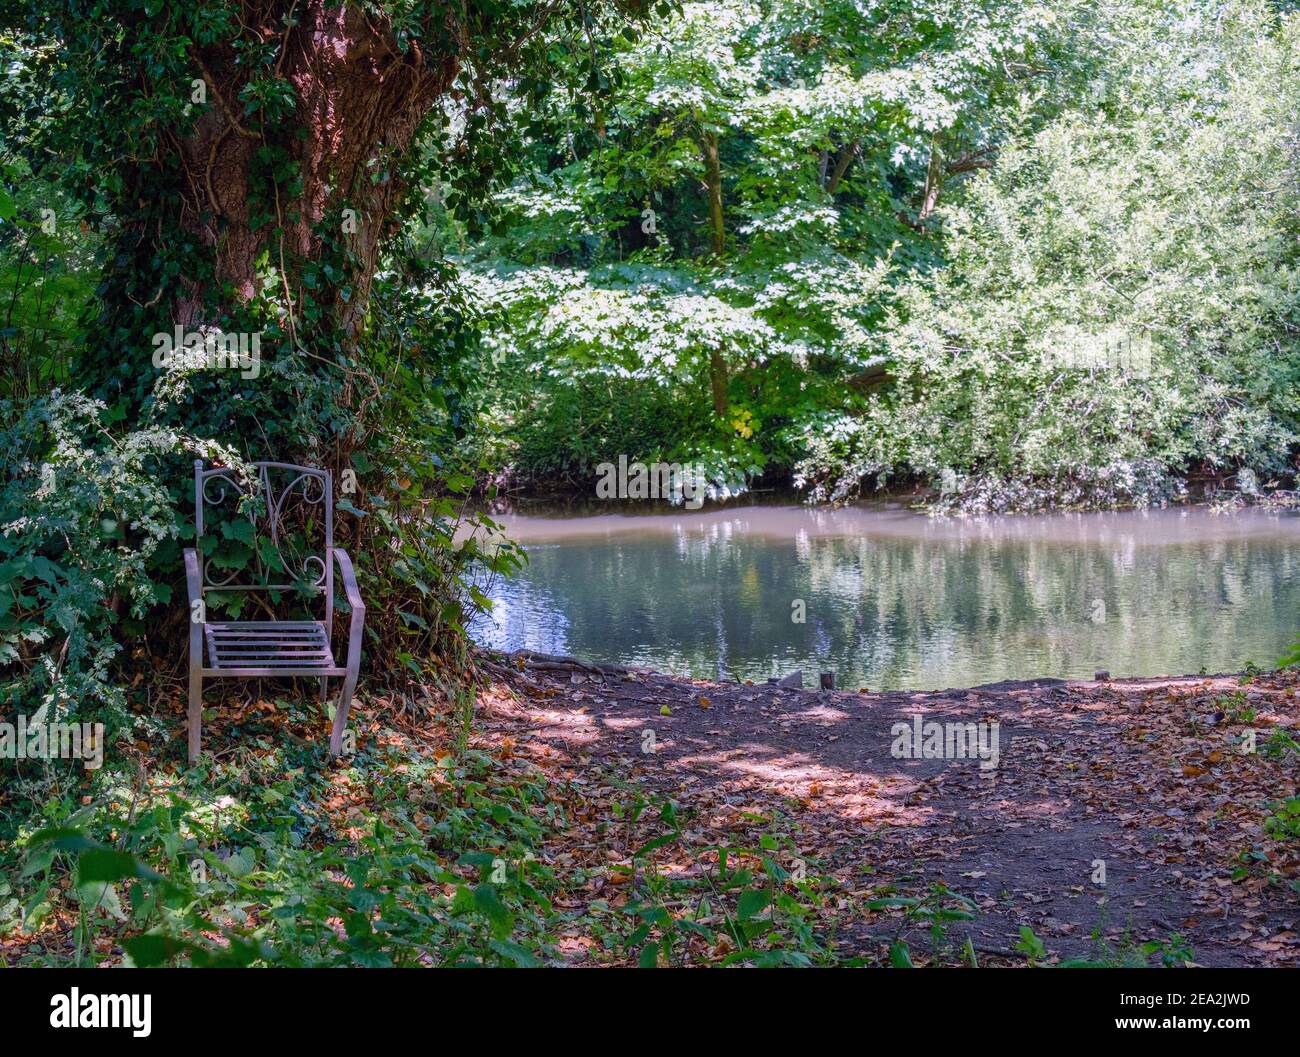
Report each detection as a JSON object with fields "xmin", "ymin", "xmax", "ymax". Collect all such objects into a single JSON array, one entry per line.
[{"xmin": 175, "ymin": 3, "xmax": 463, "ymax": 342}]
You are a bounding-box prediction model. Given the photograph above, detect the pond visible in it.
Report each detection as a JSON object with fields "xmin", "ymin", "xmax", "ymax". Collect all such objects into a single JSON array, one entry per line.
[{"xmin": 470, "ymin": 502, "xmax": 1300, "ymax": 691}]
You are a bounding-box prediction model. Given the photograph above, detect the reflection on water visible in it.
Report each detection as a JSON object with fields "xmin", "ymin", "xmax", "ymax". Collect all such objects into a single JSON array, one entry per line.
[{"xmin": 470, "ymin": 504, "xmax": 1300, "ymax": 691}]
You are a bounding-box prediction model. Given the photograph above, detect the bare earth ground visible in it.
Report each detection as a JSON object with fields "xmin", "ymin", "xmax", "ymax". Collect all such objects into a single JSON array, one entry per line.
[{"xmin": 476, "ymin": 661, "xmax": 1300, "ymax": 966}]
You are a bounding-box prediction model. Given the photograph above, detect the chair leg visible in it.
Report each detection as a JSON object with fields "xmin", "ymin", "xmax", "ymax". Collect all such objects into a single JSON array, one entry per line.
[
  {"xmin": 319, "ymin": 677, "xmax": 333, "ymax": 753},
  {"xmin": 188, "ymin": 670, "xmax": 203, "ymax": 764},
  {"xmin": 328, "ymin": 670, "xmax": 358, "ymax": 756}
]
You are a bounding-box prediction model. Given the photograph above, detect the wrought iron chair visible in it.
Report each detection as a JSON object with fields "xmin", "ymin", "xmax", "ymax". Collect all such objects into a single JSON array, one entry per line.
[{"xmin": 184, "ymin": 460, "xmax": 365, "ymax": 762}]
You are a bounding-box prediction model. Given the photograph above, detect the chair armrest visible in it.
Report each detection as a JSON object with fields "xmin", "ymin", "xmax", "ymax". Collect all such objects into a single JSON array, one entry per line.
[
  {"xmin": 330, "ymin": 548, "xmax": 366, "ymax": 670},
  {"xmin": 331, "ymin": 548, "xmax": 365, "ymax": 617},
  {"xmin": 184, "ymin": 548, "xmax": 203, "ymax": 606}
]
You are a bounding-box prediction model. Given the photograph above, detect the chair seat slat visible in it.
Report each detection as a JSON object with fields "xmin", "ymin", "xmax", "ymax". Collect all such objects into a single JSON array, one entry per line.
[
  {"xmin": 203, "ymin": 667, "xmax": 347, "ymax": 677},
  {"xmin": 213, "ymin": 638, "xmax": 328, "ymax": 647},
  {"xmin": 209, "ymin": 658, "xmax": 335, "ymax": 667},
  {"xmin": 205, "ymin": 619, "xmax": 336, "ymax": 671},
  {"xmin": 210, "ymin": 619, "xmax": 321, "ymax": 624},
  {"xmin": 211, "ymin": 632, "xmax": 326, "ymax": 640},
  {"xmin": 213, "ymin": 647, "xmax": 335, "ymax": 655}
]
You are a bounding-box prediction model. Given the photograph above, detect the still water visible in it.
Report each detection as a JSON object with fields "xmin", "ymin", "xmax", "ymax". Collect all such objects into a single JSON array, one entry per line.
[{"xmin": 471, "ymin": 504, "xmax": 1300, "ymax": 691}]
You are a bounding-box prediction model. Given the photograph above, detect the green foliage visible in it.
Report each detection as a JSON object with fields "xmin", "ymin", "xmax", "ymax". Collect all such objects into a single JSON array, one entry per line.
[
  {"xmin": 0, "ymin": 157, "xmax": 97, "ymax": 401},
  {"xmin": 794, "ymin": 0, "xmax": 1300, "ymax": 509},
  {"xmin": 458, "ymin": 0, "xmax": 1074, "ymax": 495},
  {"xmin": 8, "ymin": 742, "xmax": 566, "ymax": 967},
  {"xmin": 0, "ymin": 0, "xmax": 650, "ymax": 698},
  {"xmin": 455, "ymin": 0, "xmax": 1300, "ymax": 511},
  {"xmin": 1, "ymin": 0, "xmax": 1298, "ymax": 974},
  {"xmin": 467, "ymin": 259, "xmax": 887, "ymax": 490},
  {"xmin": 1015, "ymin": 923, "xmax": 1049, "ymax": 965},
  {"xmin": 345, "ymin": 260, "xmax": 527, "ymax": 684},
  {"xmin": 1049, "ymin": 931, "xmax": 1195, "ymax": 969},
  {"xmin": 867, "ymin": 882, "xmax": 978, "ymax": 965},
  {"xmin": 597, "ymin": 793, "xmax": 835, "ymax": 966},
  {"xmin": 1264, "ymin": 797, "xmax": 1300, "ymax": 844},
  {"xmin": 0, "ymin": 392, "xmax": 188, "ymax": 725}
]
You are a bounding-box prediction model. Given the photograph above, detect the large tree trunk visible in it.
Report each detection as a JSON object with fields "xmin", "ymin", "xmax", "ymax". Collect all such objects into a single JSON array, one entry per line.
[{"xmin": 175, "ymin": 3, "xmax": 462, "ymax": 342}]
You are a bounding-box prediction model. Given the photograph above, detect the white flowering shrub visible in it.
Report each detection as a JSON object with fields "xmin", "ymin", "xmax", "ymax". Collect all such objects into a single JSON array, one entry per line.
[{"xmin": 794, "ymin": 1, "xmax": 1300, "ymax": 509}]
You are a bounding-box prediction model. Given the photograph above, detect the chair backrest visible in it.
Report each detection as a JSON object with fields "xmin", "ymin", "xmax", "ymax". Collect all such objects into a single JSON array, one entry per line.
[{"xmin": 193, "ymin": 461, "xmax": 333, "ymax": 605}]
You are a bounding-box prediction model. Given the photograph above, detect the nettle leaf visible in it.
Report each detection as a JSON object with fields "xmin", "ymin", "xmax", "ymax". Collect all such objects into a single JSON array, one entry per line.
[
  {"xmin": 26, "ymin": 826, "xmax": 101, "ymax": 854},
  {"xmin": 76, "ymin": 848, "xmax": 162, "ymax": 885},
  {"xmin": 736, "ymin": 887, "xmax": 773, "ymax": 921},
  {"xmin": 489, "ymin": 938, "xmax": 541, "ymax": 967},
  {"xmin": 123, "ymin": 934, "xmax": 192, "ymax": 968},
  {"xmin": 209, "ymin": 541, "xmax": 253, "ymax": 570},
  {"xmin": 221, "ymin": 518, "xmax": 256, "ymax": 544},
  {"xmin": 471, "ymin": 883, "xmax": 514, "ymax": 938},
  {"xmin": 75, "ymin": 880, "xmax": 127, "ymax": 921}
]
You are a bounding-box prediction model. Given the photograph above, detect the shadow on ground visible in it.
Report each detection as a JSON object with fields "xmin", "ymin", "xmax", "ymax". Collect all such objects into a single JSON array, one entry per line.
[{"xmin": 478, "ymin": 663, "xmax": 1300, "ymax": 966}]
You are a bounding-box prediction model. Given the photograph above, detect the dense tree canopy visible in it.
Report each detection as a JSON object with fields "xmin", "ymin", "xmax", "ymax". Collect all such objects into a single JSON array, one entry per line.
[{"xmin": 458, "ymin": 0, "xmax": 1300, "ymax": 509}]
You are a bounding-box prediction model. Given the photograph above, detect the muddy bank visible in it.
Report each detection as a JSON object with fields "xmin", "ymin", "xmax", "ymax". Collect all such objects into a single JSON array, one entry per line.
[{"xmin": 476, "ymin": 654, "xmax": 1300, "ymax": 966}]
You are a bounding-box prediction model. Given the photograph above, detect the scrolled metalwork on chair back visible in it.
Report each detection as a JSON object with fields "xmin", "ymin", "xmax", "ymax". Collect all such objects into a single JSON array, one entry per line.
[{"xmin": 193, "ymin": 460, "xmax": 333, "ymax": 597}]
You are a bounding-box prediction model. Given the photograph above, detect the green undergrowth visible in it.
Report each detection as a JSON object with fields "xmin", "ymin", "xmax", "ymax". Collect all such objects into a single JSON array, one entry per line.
[
  {"xmin": 4, "ymin": 729, "xmax": 564, "ymax": 967},
  {"xmin": 0, "ymin": 699, "xmax": 845, "ymax": 967}
]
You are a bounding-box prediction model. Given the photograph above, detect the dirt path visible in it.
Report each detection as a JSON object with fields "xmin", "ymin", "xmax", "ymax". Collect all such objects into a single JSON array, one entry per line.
[{"xmin": 478, "ymin": 662, "xmax": 1300, "ymax": 966}]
